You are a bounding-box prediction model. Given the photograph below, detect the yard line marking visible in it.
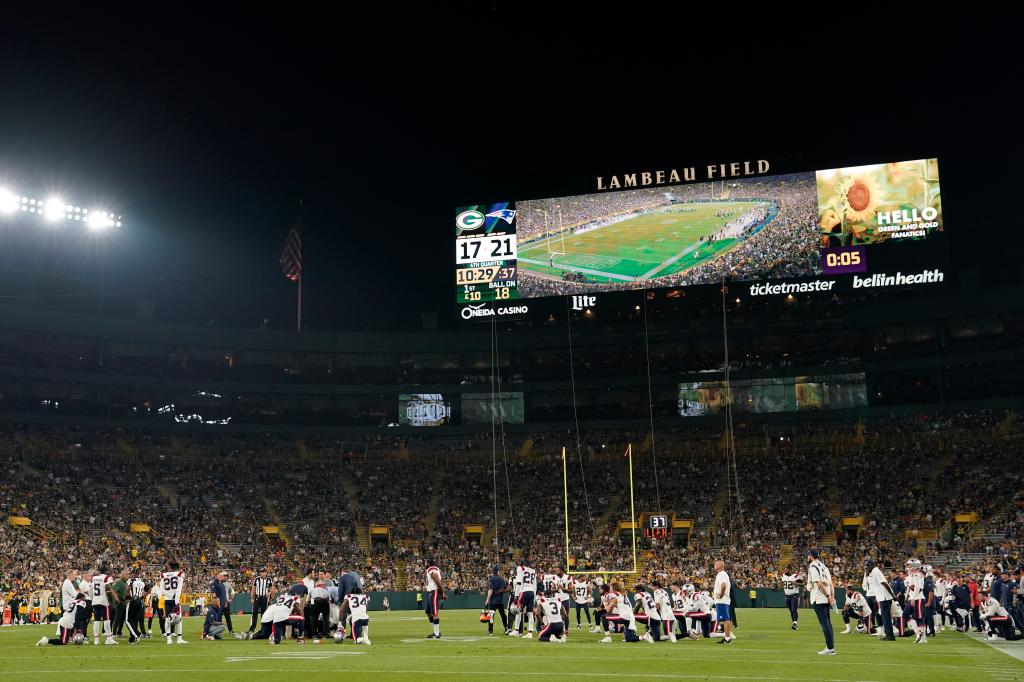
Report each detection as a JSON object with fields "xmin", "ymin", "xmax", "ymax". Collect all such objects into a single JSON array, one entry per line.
[{"xmin": 640, "ymin": 242, "xmax": 702, "ymax": 279}]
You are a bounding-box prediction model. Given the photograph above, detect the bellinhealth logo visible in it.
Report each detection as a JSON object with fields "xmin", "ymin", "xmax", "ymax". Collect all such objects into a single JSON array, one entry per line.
[{"xmin": 852, "ymin": 269, "xmax": 944, "ymax": 288}]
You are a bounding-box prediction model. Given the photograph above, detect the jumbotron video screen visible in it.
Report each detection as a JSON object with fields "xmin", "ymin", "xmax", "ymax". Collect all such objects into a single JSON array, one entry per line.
[{"xmin": 454, "ymin": 159, "xmax": 943, "ymax": 303}]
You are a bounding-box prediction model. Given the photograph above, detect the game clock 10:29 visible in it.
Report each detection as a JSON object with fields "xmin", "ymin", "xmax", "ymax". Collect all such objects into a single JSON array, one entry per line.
[{"xmin": 455, "ymin": 203, "xmax": 519, "ymax": 304}]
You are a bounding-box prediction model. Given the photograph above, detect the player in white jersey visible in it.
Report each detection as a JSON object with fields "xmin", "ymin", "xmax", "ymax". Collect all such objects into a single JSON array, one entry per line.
[
  {"xmin": 979, "ymin": 590, "xmax": 1021, "ymax": 641},
  {"xmin": 842, "ymin": 586, "xmax": 871, "ymax": 633},
  {"xmin": 424, "ymin": 559, "xmax": 445, "ymax": 639},
  {"xmin": 670, "ymin": 582, "xmax": 689, "ymax": 637},
  {"xmin": 632, "ymin": 585, "xmax": 663, "ymax": 642},
  {"xmin": 781, "ymin": 569, "xmax": 802, "ymax": 629},
  {"xmin": 511, "ymin": 562, "xmax": 538, "ymax": 638},
  {"xmin": 535, "ymin": 591, "xmax": 567, "ymax": 642},
  {"xmin": 651, "ymin": 582, "xmax": 676, "ymax": 642},
  {"xmin": 160, "ymin": 560, "xmax": 187, "ymax": 645},
  {"xmin": 599, "ymin": 582, "xmax": 639, "ymax": 643},
  {"xmin": 339, "ymin": 590, "xmax": 371, "ymax": 645},
  {"xmin": 902, "ymin": 558, "xmax": 927, "ymax": 643},
  {"xmin": 37, "ymin": 596, "xmax": 88, "ymax": 646},
  {"xmin": 552, "ymin": 566, "xmax": 572, "ymax": 631},
  {"xmin": 251, "ymin": 587, "xmax": 302, "ymax": 644},
  {"xmin": 90, "ymin": 562, "xmax": 118, "ymax": 645},
  {"xmin": 571, "ymin": 577, "xmax": 594, "ymax": 630},
  {"xmin": 685, "ymin": 588, "xmax": 714, "ymax": 639}
]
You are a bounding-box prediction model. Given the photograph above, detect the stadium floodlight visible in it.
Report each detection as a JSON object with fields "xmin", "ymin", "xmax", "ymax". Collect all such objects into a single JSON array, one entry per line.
[
  {"xmin": 0, "ymin": 182, "xmax": 124, "ymax": 228},
  {"xmin": 43, "ymin": 196, "xmax": 66, "ymax": 222},
  {"xmin": 0, "ymin": 188, "xmax": 18, "ymax": 214},
  {"xmin": 87, "ymin": 210, "xmax": 114, "ymax": 230}
]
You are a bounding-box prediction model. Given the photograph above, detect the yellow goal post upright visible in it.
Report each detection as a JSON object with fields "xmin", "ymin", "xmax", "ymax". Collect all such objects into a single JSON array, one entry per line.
[{"xmin": 561, "ymin": 443, "xmax": 638, "ymax": 579}]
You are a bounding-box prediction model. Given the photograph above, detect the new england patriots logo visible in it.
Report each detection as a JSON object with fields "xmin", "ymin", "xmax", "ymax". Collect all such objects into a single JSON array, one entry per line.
[{"xmin": 485, "ymin": 209, "xmax": 516, "ymax": 224}]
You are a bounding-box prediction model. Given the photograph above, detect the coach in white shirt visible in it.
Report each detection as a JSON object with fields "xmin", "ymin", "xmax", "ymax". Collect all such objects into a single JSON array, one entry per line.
[
  {"xmin": 807, "ymin": 549, "xmax": 836, "ymax": 655},
  {"xmin": 712, "ymin": 560, "xmax": 735, "ymax": 644},
  {"xmin": 864, "ymin": 559, "xmax": 896, "ymax": 640}
]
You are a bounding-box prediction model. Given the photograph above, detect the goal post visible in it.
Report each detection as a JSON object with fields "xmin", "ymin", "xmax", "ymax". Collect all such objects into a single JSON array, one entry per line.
[{"xmin": 562, "ymin": 443, "xmax": 638, "ymax": 576}]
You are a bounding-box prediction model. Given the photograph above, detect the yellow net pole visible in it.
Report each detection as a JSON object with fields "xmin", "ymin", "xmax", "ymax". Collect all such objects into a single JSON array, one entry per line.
[{"xmin": 628, "ymin": 442, "xmax": 637, "ymax": 574}]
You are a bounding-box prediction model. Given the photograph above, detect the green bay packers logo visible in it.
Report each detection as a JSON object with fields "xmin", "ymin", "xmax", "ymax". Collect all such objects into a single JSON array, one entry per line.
[{"xmin": 456, "ymin": 210, "xmax": 484, "ymax": 233}]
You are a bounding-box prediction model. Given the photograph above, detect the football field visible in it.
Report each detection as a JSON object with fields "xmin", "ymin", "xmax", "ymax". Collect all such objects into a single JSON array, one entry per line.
[
  {"xmin": 518, "ymin": 201, "xmax": 770, "ymax": 284},
  {"xmin": 8, "ymin": 609, "xmax": 1023, "ymax": 681}
]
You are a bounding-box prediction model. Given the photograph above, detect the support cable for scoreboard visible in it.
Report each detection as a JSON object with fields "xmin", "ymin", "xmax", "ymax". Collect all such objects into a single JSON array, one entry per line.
[
  {"xmin": 565, "ymin": 296, "xmax": 596, "ymax": 537},
  {"xmin": 489, "ymin": 317, "xmax": 500, "ymax": 562},
  {"xmin": 720, "ymin": 282, "xmax": 743, "ymax": 532},
  {"xmin": 641, "ymin": 292, "xmax": 663, "ymax": 516},
  {"xmin": 489, "ymin": 317, "xmax": 516, "ymax": 558}
]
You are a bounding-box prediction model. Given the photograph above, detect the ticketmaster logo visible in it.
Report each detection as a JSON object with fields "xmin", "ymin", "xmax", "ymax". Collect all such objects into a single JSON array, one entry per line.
[
  {"xmin": 852, "ymin": 270, "xmax": 944, "ymax": 288},
  {"xmin": 748, "ymin": 280, "xmax": 836, "ymax": 296}
]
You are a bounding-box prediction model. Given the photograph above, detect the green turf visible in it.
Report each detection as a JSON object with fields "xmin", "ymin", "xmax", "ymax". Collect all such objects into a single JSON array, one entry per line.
[
  {"xmin": 518, "ymin": 201, "xmax": 765, "ymax": 282},
  {"xmin": 9, "ymin": 609, "xmax": 1022, "ymax": 680}
]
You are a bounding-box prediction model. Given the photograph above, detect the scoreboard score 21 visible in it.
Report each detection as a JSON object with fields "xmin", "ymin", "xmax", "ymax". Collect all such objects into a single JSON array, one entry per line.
[{"xmin": 455, "ymin": 203, "xmax": 519, "ymax": 304}]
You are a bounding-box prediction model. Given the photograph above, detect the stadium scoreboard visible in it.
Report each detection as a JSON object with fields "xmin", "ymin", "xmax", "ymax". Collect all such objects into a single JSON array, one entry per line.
[
  {"xmin": 454, "ymin": 158, "xmax": 946, "ymax": 319},
  {"xmin": 455, "ymin": 203, "xmax": 520, "ymax": 304},
  {"xmin": 643, "ymin": 515, "xmax": 670, "ymax": 539}
]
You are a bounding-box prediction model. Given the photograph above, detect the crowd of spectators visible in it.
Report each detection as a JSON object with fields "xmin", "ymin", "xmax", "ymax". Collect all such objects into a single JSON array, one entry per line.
[{"xmin": 1, "ymin": 410, "xmax": 1021, "ymax": 603}]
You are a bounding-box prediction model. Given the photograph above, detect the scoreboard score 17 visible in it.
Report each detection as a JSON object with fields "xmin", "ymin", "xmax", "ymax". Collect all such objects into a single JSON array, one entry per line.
[{"xmin": 455, "ymin": 203, "xmax": 519, "ymax": 304}]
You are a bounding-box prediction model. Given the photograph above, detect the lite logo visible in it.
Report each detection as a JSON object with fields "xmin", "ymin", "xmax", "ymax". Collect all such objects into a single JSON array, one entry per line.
[{"xmin": 571, "ymin": 295, "xmax": 596, "ymax": 311}]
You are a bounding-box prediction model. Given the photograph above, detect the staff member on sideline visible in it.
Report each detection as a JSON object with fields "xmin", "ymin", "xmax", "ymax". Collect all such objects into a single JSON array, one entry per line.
[
  {"xmin": 210, "ymin": 571, "xmax": 233, "ymax": 636},
  {"xmin": 712, "ymin": 560, "xmax": 735, "ymax": 644},
  {"xmin": 484, "ymin": 566, "xmax": 510, "ymax": 636},
  {"xmin": 807, "ymin": 549, "xmax": 836, "ymax": 655},
  {"xmin": 865, "ymin": 559, "xmax": 897, "ymax": 640}
]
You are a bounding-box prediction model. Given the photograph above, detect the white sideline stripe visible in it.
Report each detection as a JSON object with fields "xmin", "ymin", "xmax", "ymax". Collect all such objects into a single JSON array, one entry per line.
[
  {"xmin": 966, "ymin": 631, "xmax": 1024, "ymax": 663},
  {"xmin": 517, "ymin": 257, "xmax": 637, "ymax": 282}
]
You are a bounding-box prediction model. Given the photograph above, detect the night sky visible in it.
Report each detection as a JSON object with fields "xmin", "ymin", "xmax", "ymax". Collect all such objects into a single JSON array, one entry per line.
[{"xmin": 0, "ymin": 8, "xmax": 1019, "ymax": 331}]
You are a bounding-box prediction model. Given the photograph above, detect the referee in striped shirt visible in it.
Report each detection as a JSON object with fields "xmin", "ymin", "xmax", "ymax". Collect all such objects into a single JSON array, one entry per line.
[
  {"xmin": 126, "ymin": 573, "xmax": 148, "ymax": 643},
  {"xmin": 249, "ymin": 569, "xmax": 273, "ymax": 634}
]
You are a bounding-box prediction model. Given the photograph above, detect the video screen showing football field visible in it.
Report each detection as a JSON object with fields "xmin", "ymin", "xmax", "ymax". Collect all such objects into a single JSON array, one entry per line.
[{"xmin": 516, "ymin": 172, "xmax": 819, "ymax": 297}]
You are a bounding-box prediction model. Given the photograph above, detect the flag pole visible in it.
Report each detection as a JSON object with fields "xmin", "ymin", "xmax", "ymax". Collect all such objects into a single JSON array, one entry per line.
[{"xmin": 297, "ymin": 199, "xmax": 303, "ymax": 333}]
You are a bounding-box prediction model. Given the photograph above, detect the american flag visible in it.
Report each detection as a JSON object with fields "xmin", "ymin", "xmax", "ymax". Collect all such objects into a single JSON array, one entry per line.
[{"xmin": 280, "ymin": 226, "xmax": 302, "ymax": 282}]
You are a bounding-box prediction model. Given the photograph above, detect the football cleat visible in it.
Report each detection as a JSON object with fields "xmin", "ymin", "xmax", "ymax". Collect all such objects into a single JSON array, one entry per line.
[
  {"xmin": 599, "ymin": 636, "xmax": 612, "ymax": 643},
  {"xmin": 36, "ymin": 636, "xmax": 48, "ymax": 647}
]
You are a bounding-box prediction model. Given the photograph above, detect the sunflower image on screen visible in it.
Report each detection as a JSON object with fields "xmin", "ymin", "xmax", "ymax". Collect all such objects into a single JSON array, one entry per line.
[
  {"xmin": 816, "ymin": 158, "xmax": 941, "ymax": 247},
  {"xmin": 399, "ymin": 393, "xmax": 451, "ymax": 427}
]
